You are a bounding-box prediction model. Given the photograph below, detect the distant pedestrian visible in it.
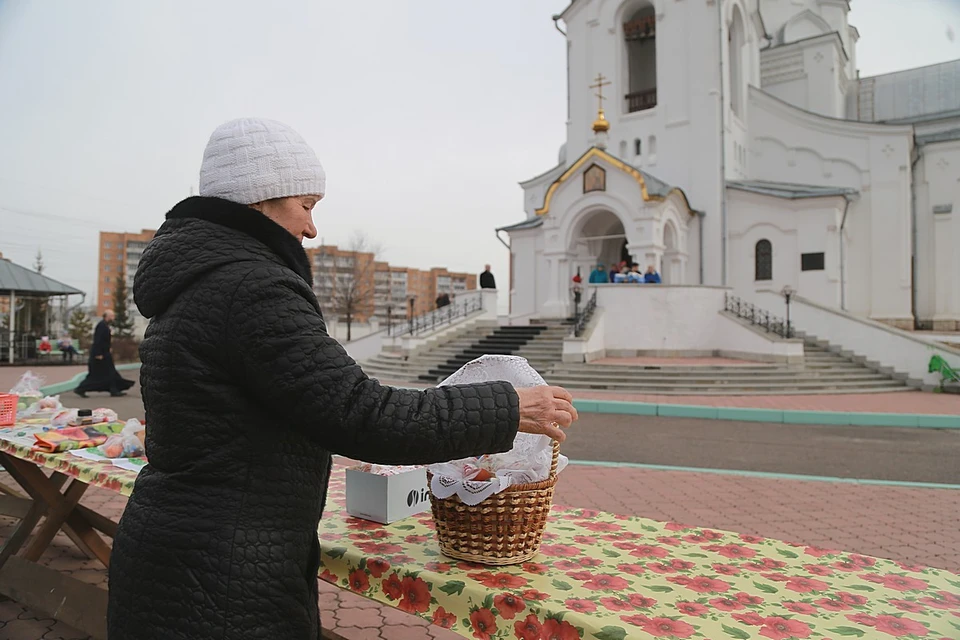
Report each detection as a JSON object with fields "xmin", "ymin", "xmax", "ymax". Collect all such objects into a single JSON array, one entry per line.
[
  {"xmin": 57, "ymin": 333, "xmax": 79, "ymax": 363},
  {"xmin": 644, "ymin": 265, "xmax": 662, "ymax": 284},
  {"xmin": 589, "ymin": 263, "xmax": 608, "ymax": 284},
  {"xmin": 479, "ymin": 264, "xmax": 496, "ymax": 289},
  {"xmin": 74, "ymin": 310, "xmax": 134, "ymax": 398}
]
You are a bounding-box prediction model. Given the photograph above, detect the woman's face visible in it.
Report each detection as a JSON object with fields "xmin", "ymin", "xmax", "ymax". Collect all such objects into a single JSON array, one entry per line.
[{"xmin": 253, "ymin": 195, "xmax": 321, "ymax": 243}]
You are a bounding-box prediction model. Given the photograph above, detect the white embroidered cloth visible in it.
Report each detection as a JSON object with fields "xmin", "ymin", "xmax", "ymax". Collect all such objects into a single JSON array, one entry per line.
[{"xmin": 428, "ymin": 354, "xmax": 568, "ymax": 506}]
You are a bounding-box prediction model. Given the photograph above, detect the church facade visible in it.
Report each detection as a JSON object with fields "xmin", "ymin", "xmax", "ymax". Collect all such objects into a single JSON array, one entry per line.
[{"xmin": 500, "ymin": 0, "xmax": 960, "ymax": 330}]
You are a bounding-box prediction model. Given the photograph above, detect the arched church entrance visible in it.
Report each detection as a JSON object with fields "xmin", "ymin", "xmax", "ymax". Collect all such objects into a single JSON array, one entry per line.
[{"xmin": 571, "ymin": 210, "xmax": 629, "ymax": 279}]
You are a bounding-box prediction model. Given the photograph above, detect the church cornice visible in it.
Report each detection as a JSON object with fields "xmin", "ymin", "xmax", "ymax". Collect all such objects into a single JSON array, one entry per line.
[
  {"xmin": 534, "ymin": 147, "xmax": 695, "ymax": 217},
  {"xmin": 750, "ymin": 86, "xmax": 914, "ymax": 137}
]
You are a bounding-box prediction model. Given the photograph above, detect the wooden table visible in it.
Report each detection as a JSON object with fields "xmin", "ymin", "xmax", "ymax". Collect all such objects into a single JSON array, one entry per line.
[{"xmin": 0, "ymin": 419, "xmax": 141, "ymax": 639}]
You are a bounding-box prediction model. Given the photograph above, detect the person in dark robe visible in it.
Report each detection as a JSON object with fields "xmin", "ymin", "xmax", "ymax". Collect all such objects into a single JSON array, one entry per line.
[
  {"xmin": 74, "ymin": 310, "xmax": 135, "ymax": 398},
  {"xmin": 479, "ymin": 264, "xmax": 496, "ymax": 289}
]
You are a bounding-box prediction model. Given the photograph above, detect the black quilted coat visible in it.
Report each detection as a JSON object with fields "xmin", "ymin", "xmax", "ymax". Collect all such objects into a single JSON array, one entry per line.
[{"xmin": 107, "ymin": 196, "xmax": 521, "ymax": 640}]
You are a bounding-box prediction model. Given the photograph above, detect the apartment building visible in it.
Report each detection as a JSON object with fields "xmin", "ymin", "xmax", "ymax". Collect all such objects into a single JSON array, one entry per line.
[
  {"xmin": 97, "ymin": 230, "xmax": 156, "ymax": 336},
  {"xmin": 305, "ymin": 245, "xmax": 477, "ymax": 323}
]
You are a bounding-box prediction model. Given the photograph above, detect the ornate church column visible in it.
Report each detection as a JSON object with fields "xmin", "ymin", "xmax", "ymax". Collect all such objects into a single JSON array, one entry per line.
[{"xmin": 542, "ymin": 251, "xmax": 575, "ymax": 318}]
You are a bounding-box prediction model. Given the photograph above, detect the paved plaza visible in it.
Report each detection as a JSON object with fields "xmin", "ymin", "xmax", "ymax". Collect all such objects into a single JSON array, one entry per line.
[{"xmin": 0, "ymin": 365, "xmax": 957, "ymax": 638}]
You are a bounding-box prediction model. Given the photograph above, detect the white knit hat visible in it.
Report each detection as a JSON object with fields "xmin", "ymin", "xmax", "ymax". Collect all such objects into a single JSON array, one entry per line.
[{"xmin": 198, "ymin": 118, "xmax": 326, "ymax": 205}]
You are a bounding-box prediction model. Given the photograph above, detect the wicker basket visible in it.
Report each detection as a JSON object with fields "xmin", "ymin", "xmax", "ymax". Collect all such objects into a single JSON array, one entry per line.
[{"xmin": 427, "ymin": 440, "xmax": 559, "ymax": 566}]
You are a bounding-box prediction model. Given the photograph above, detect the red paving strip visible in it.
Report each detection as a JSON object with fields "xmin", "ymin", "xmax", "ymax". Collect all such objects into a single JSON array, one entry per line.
[{"xmin": 1, "ymin": 464, "xmax": 958, "ymax": 639}]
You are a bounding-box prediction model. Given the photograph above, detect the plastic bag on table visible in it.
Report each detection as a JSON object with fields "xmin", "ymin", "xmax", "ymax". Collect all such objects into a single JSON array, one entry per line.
[
  {"xmin": 51, "ymin": 407, "xmax": 119, "ymax": 427},
  {"xmin": 18, "ymin": 395, "xmax": 63, "ymax": 418},
  {"xmin": 9, "ymin": 371, "xmax": 44, "ymax": 397},
  {"xmin": 103, "ymin": 419, "xmax": 146, "ymax": 458}
]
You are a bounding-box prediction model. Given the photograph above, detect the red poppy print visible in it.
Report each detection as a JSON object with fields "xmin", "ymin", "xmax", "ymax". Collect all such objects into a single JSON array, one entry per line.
[
  {"xmin": 733, "ymin": 612, "xmax": 765, "ymax": 625},
  {"xmin": 712, "ymin": 563, "xmax": 740, "ymax": 576},
  {"xmin": 366, "ymin": 558, "xmax": 390, "ymax": 578},
  {"xmin": 683, "ymin": 533, "xmax": 709, "ymax": 543},
  {"xmin": 803, "ymin": 563, "xmax": 833, "ymax": 576},
  {"xmin": 424, "ymin": 561, "xmax": 451, "ymax": 572},
  {"xmin": 665, "ymin": 522, "xmax": 690, "ymax": 531},
  {"xmin": 744, "ymin": 558, "xmax": 787, "ymax": 571},
  {"xmin": 494, "ymin": 593, "xmax": 525, "ymax": 619},
  {"xmin": 564, "ymin": 598, "xmax": 597, "ymax": 613},
  {"xmin": 468, "ymin": 571, "xmax": 528, "ymax": 589},
  {"xmin": 846, "ymin": 613, "xmax": 878, "ymax": 626},
  {"xmin": 403, "ymin": 534, "xmax": 430, "ymax": 544},
  {"xmin": 667, "ymin": 575, "xmax": 693, "ymax": 586},
  {"xmin": 707, "ymin": 543, "xmax": 758, "ymax": 559},
  {"xmin": 514, "ymin": 613, "xmax": 542, "ymax": 640},
  {"xmin": 847, "ymin": 553, "xmax": 876, "ymax": 567},
  {"xmin": 675, "ymin": 601, "xmax": 709, "ymax": 617},
  {"xmin": 521, "ymin": 562, "xmax": 548, "ymax": 574},
  {"xmin": 573, "ymin": 535, "xmax": 598, "ymax": 545},
  {"xmin": 432, "ymin": 607, "xmax": 456, "ymax": 629},
  {"xmin": 600, "ymin": 597, "xmax": 634, "ymax": 611},
  {"xmin": 538, "ymin": 544, "xmax": 580, "ymax": 557},
  {"xmin": 739, "ymin": 534, "xmax": 766, "ymax": 543},
  {"xmin": 657, "ymin": 536, "xmax": 682, "ymax": 546},
  {"xmin": 567, "ymin": 571, "xmax": 595, "ymax": 581},
  {"xmin": 869, "ymin": 574, "xmax": 929, "ymax": 592},
  {"xmin": 356, "ymin": 541, "xmax": 402, "ymax": 555},
  {"xmin": 784, "ymin": 576, "xmax": 830, "ymax": 593},
  {"xmin": 381, "ymin": 572, "xmax": 403, "ymax": 600},
  {"xmin": 554, "ymin": 560, "xmax": 581, "ymax": 571},
  {"xmin": 872, "ymin": 614, "xmax": 928, "ymax": 637},
  {"xmin": 814, "ymin": 597, "xmax": 850, "ymax": 611},
  {"xmin": 617, "ymin": 563, "xmax": 646, "ymax": 575},
  {"xmin": 783, "ymin": 601, "xmax": 817, "ymax": 615},
  {"xmin": 709, "ymin": 596, "xmax": 745, "ymax": 611},
  {"xmin": 758, "ymin": 616, "xmax": 812, "ymax": 640},
  {"xmin": 541, "ymin": 618, "xmax": 581, "ymax": 640},
  {"xmin": 319, "ymin": 569, "xmax": 337, "ymax": 584},
  {"xmin": 889, "ymin": 599, "xmax": 926, "ymax": 613},
  {"xmin": 613, "ymin": 541, "xmax": 638, "ymax": 551},
  {"xmin": 735, "ymin": 592, "xmax": 764, "ymax": 606},
  {"xmin": 583, "ymin": 574, "xmax": 630, "ymax": 591},
  {"xmin": 638, "ymin": 616, "xmax": 696, "ymax": 638},
  {"xmin": 521, "ymin": 589, "xmax": 550, "ymax": 602},
  {"xmin": 628, "ymin": 593, "xmax": 658, "ymax": 608},
  {"xmin": 648, "ymin": 562, "xmax": 678, "ymax": 574},
  {"xmin": 836, "ymin": 591, "xmax": 867, "ymax": 606},
  {"xmin": 680, "ymin": 575, "xmax": 731, "ymax": 593},
  {"xmin": 346, "ymin": 518, "xmax": 383, "ymax": 531},
  {"xmin": 629, "ymin": 544, "xmax": 669, "ymax": 559},
  {"xmin": 470, "ymin": 608, "xmax": 497, "ymax": 640},
  {"xmin": 582, "ymin": 521, "xmax": 622, "ymax": 532},
  {"xmin": 580, "ymin": 557, "xmax": 604, "ymax": 568},
  {"xmin": 669, "ymin": 559, "xmax": 695, "ymax": 571},
  {"xmin": 398, "ymin": 576, "xmax": 430, "ymax": 613},
  {"xmin": 347, "ymin": 569, "xmax": 369, "ymax": 593},
  {"xmin": 803, "ymin": 545, "xmax": 838, "ymax": 558},
  {"xmin": 896, "ymin": 560, "xmax": 928, "ymax": 572}
]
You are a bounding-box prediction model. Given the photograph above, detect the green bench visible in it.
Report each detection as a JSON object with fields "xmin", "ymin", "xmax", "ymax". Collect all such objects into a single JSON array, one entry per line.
[{"xmin": 35, "ymin": 340, "xmax": 86, "ymax": 362}]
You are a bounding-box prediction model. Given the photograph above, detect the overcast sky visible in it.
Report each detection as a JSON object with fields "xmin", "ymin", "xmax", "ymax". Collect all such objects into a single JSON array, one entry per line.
[{"xmin": 1, "ymin": 0, "xmax": 958, "ymax": 312}]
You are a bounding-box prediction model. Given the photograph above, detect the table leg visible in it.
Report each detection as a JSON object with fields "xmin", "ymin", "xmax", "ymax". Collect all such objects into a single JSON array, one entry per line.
[{"xmin": 23, "ymin": 479, "xmax": 87, "ymax": 562}]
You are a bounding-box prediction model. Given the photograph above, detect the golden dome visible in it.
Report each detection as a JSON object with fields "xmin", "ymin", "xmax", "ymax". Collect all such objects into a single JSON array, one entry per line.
[{"xmin": 592, "ymin": 108, "xmax": 610, "ymax": 133}]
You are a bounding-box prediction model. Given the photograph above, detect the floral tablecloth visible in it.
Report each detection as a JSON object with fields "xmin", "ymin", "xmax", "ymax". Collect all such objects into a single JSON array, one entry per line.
[
  {"xmin": 0, "ymin": 419, "xmax": 141, "ymax": 496},
  {"xmin": 319, "ymin": 468, "xmax": 959, "ymax": 639}
]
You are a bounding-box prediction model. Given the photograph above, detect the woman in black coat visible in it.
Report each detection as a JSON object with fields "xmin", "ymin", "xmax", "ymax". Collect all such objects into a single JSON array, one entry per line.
[
  {"xmin": 107, "ymin": 118, "xmax": 577, "ymax": 640},
  {"xmin": 74, "ymin": 310, "xmax": 134, "ymax": 397}
]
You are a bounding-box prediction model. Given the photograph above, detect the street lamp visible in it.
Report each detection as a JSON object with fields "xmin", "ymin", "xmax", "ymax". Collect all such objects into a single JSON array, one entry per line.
[{"xmin": 781, "ymin": 285, "xmax": 796, "ymax": 338}]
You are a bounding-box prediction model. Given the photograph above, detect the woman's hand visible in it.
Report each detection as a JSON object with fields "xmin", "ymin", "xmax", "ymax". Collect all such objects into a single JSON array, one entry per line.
[{"xmin": 515, "ymin": 386, "xmax": 578, "ymax": 442}]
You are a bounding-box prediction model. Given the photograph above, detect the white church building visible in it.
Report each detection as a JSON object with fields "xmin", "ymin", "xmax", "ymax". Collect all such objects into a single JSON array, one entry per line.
[{"xmin": 499, "ymin": 0, "xmax": 960, "ymax": 332}]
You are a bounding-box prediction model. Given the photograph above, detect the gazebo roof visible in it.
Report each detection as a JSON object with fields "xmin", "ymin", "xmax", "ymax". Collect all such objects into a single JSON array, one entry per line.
[{"xmin": 0, "ymin": 258, "xmax": 84, "ymax": 296}]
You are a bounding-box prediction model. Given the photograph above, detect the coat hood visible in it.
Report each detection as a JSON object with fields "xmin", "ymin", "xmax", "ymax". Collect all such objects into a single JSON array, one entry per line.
[{"xmin": 134, "ymin": 196, "xmax": 313, "ymax": 319}]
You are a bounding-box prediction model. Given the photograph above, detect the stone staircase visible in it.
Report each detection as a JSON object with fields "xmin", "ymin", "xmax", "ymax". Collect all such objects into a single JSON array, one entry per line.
[
  {"xmin": 542, "ymin": 335, "xmax": 912, "ymax": 395},
  {"xmin": 359, "ymin": 319, "xmax": 570, "ymax": 384}
]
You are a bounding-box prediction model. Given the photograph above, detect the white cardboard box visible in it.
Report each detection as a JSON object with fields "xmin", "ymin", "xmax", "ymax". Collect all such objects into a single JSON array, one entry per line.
[{"xmin": 345, "ymin": 467, "xmax": 431, "ymax": 524}]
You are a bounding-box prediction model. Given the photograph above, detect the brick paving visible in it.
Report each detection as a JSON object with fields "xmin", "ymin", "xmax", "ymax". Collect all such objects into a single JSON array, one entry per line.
[{"xmin": 1, "ymin": 464, "xmax": 957, "ymax": 639}]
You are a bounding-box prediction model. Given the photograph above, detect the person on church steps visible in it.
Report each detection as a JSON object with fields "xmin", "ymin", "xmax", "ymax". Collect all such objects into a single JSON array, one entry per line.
[
  {"xmin": 645, "ymin": 265, "xmax": 662, "ymax": 284},
  {"xmin": 589, "ymin": 263, "xmax": 608, "ymax": 284},
  {"xmin": 74, "ymin": 310, "xmax": 135, "ymax": 398},
  {"xmin": 107, "ymin": 117, "xmax": 578, "ymax": 640},
  {"xmin": 609, "ymin": 262, "xmax": 620, "ymax": 283},
  {"xmin": 479, "ymin": 264, "xmax": 496, "ymax": 289}
]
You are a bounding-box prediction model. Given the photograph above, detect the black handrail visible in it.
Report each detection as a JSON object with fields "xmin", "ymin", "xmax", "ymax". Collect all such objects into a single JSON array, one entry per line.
[
  {"xmin": 388, "ymin": 295, "xmax": 484, "ymax": 338},
  {"xmin": 724, "ymin": 293, "xmax": 792, "ymax": 339},
  {"xmin": 573, "ymin": 290, "xmax": 598, "ymax": 338}
]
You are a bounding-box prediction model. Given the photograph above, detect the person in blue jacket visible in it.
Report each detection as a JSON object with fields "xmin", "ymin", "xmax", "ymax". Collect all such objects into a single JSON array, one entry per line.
[
  {"xmin": 644, "ymin": 265, "xmax": 662, "ymax": 283},
  {"xmin": 589, "ymin": 263, "xmax": 609, "ymax": 284}
]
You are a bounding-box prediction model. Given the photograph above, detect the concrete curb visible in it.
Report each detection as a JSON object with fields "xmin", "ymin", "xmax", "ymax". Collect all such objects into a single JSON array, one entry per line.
[
  {"xmin": 571, "ymin": 398, "xmax": 960, "ymax": 429},
  {"xmin": 39, "ymin": 363, "xmax": 141, "ymax": 396}
]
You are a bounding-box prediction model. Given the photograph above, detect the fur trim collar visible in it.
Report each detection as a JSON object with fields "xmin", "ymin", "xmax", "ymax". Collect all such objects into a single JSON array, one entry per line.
[{"xmin": 166, "ymin": 196, "xmax": 313, "ymax": 286}]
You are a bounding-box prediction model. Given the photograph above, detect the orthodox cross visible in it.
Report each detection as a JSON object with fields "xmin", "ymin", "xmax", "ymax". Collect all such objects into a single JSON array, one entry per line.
[{"xmin": 589, "ymin": 73, "xmax": 611, "ymax": 112}]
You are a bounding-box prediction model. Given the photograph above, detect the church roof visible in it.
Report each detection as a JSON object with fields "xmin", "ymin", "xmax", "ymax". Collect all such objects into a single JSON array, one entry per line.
[
  {"xmin": 496, "ymin": 218, "xmax": 543, "ymax": 233},
  {"xmin": 727, "ymin": 180, "xmax": 858, "ymax": 200},
  {"xmin": 0, "ymin": 258, "xmax": 84, "ymax": 296}
]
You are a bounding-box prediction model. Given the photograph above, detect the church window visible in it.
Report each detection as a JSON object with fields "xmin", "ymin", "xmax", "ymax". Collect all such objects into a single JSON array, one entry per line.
[
  {"xmin": 624, "ymin": 3, "xmax": 657, "ymax": 113},
  {"xmin": 634, "ymin": 138, "xmax": 642, "ymax": 156},
  {"xmin": 801, "ymin": 252, "xmax": 825, "ymax": 271},
  {"xmin": 729, "ymin": 5, "xmax": 746, "ymax": 119},
  {"xmin": 755, "ymin": 239, "xmax": 772, "ymax": 281}
]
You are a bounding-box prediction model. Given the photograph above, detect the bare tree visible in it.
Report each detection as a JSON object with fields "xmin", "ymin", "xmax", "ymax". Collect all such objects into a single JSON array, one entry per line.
[{"xmin": 318, "ymin": 231, "xmax": 381, "ymax": 342}]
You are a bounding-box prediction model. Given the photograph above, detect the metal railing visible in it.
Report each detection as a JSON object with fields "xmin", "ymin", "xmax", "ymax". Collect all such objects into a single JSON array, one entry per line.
[
  {"xmin": 573, "ymin": 290, "xmax": 598, "ymax": 338},
  {"xmin": 387, "ymin": 292, "xmax": 484, "ymax": 338},
  {"xmin": 724, "ymin": 293, "xmax": 792, "ymax": 339}
]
